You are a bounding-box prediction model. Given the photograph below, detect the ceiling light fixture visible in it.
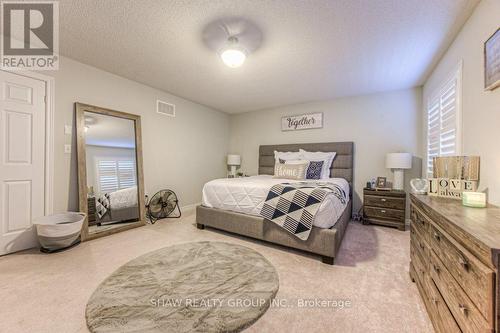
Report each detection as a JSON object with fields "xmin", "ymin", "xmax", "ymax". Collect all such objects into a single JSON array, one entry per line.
[{"xmin": 220, "ymin": 36, "xmax": 247, "ymax": 68}]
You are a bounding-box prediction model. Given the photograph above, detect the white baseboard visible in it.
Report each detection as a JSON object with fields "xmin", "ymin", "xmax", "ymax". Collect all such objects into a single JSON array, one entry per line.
[{"xmin": 181, "ymin": 202, "xmax": 201, "ymax": 214}]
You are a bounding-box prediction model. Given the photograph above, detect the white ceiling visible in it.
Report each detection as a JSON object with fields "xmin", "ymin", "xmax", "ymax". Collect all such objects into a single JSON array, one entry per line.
[
  {"xmin": 59, "ymin": 0, "xmax": 479, "ymax": 113},
  {"xmin": 84, "ymin": 112, "xmax": 136, "ymax": 148}
]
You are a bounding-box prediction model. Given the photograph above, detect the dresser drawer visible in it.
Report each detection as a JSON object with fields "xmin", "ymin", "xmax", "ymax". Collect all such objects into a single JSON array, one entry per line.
[
  {"xmin": 425, "ymin": 272, "xmax": 461, "ymax": 333},
  {"xmin": 410, "ymin": 241, "xmax": 426, "ymax": 285},
  {"xmin": 364, "ymin": 195, "xmax": 405, "ymax": 210},
  {"xmin": 410, "ymin": 225, "xmax": 429, "ymax": 266},
  {"xmin": 364, "ymin": 206, "xmax": 404, "ymax": 221},
  {"xmin": 430, "ymin": 225, "xmax": 495, "ymax": 324},
  {"xmin": 430, "ymin": 252, "xmax": 492, "ymax": 332},
  {"xmin": 410, "ymin": 204, "xmax": 430, "ymax": 241}
]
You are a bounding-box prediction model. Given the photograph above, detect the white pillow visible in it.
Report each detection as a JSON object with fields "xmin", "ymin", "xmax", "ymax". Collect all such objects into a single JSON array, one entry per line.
[
  {"xmin": 284, "ymin": 159, "xmax": 310, "ymax": 165},
  {"xmin": 299, "ymin": 149, "xmax": 337, "ymax": 179},
  {"xmin": 274, "ymin": 150, "xmax": 301, "ymax": 164}
]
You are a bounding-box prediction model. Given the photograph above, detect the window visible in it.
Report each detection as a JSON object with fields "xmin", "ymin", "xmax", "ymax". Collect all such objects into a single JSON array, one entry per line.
[
  {"xmin": 97, "ymin": 159, "xmax": 136, "ymax": 193},
  {"xmin": 426, "ymin": 64, "xmax": 462, "ymax": 177}
]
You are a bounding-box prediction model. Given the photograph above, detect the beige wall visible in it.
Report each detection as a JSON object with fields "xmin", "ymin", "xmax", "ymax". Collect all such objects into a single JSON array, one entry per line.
[
  {"xmin": 423, "ymin": 0, "xmax": 500, "ymax": 205},
  {"xmin": 229, "ymin": 88, "xmax": 423, "ymax": 214},
  {"xmin": 43, "ymin": 56, "xmax": 229, "ymax": 212}
]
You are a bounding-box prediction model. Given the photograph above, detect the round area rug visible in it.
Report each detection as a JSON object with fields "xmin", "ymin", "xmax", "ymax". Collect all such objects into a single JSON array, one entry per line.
[{"xmin": 86, "ymin": 241, "xmax": 279, "ymax": 333}]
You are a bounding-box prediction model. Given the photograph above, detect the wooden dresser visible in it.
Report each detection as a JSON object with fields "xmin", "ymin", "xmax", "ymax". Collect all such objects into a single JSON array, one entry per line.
[
  {"xmin": 363, "ymin": 188, "xmax": 406, "ymax": 231},
  {"xmin": 410, "ymin": 194, "xmax": 500, "ymax": 333}
]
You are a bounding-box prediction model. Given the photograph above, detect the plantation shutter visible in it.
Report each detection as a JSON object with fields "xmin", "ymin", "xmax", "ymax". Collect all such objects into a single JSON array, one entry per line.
[
  {"xmin": 426, "ymin": 74, "xmax": 460, "ymax": 176},
  {"xmin": 117, "ymin": 160, "xmax": 136, "ymax": 189},
  {"xmin": 98, "ymin": 159, "xmax": 136, "ymax": 193}
]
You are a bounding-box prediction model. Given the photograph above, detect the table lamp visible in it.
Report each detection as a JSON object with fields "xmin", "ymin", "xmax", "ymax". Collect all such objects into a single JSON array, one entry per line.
[
  {"xmin": 227, "ymin": 154, "xmax": 241, "ymax": 178},
  {"xmin": 386, "ymin": 153, "xmax": 412, "ymax": 190}
]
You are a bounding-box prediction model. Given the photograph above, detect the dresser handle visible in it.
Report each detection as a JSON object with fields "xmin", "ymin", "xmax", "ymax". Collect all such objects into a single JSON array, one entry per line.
[
  {"xmin": 431, "ymin": 297, "xmax": 438, "ymax": 305},
  {"xmin": 419, "ymin": 242, "xmax": 425, "ymax": 250},
  {"xmin": 458, "ymin": 255, "xmax": 469, "ymax": 271},
  {"xmin": 458, "ymin": 304, "xmax": 468, "ymax": 316},
  {"xmin": 433, "ymin": 232, "xmax": 441, "ymax": 242},
  {"xmin": 433, "ymin": 264, "xmax": 440, "ymax": 273},
  {"xmin": 381, "ymin": 210, "xmax": 386, "ymax": 213},
  {"xmin": 381, "ymin": 198, "xmax": 387, "ymax": 202}
]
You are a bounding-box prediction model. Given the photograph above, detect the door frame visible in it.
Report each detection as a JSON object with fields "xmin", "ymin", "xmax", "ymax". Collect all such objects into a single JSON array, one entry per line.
[{"xmin": 1, "ymin": 69, "xmax": 55, "ymax": 215}]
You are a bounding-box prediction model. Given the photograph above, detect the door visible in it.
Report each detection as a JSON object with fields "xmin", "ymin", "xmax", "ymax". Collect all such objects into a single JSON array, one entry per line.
[{"xmin": 0, "ymin": 71, "xmax": 46, "ymax": 255}]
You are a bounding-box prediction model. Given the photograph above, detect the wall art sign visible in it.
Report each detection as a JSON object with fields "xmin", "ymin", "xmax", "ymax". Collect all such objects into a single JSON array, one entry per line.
[
  {"xmin": 485, "ymin": 28, "xmax": 500, "ymax": 91},
  {"xmin": 281, "ymin": 112, "xmax": 323, "ymax": 131}
]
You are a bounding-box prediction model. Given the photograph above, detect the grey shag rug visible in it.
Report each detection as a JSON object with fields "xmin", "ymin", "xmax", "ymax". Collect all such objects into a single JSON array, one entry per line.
[{"xmin": 86, "ymin": 241, "xmax": 279, "ymax": 333}]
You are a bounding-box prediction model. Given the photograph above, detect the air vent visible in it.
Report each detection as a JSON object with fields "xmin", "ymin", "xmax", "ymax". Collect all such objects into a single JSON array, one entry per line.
[{"xmin": 157, "ymin": 100, "xmax": 175, "ymax": 117}]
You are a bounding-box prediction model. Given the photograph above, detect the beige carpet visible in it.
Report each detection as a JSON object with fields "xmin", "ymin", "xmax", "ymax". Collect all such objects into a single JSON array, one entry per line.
[{"xmin": 0, "ymin": 210, "xmax": 433, "ymax": 333}]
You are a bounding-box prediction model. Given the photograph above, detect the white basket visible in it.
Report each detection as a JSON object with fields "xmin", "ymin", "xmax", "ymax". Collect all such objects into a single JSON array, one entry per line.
[{"xmin": 33, "ymin": 212, "xmax": 86, "ymax": 251}]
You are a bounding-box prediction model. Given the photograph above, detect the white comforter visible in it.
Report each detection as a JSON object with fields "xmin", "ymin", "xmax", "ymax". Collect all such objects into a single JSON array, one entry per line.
[
  {"xmin": 110, "ymin": 186, "xmax": 138, "ymax": 210},
  {"xmin": 202, "ymin": 175, "xmax": 349, "ymax": 228}
]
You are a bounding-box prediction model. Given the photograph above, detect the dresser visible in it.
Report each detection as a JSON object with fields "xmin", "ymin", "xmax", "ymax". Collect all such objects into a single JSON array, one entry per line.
[
  {"xmin": 410, "ymin": 194, "xmax": 500, "ymax": 333},
  {"xmin": 363, "ymin": 188, "xmax": 406, "ymax": 231}
]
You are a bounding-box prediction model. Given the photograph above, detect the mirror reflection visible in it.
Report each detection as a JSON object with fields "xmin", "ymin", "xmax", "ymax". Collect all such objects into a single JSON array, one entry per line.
[{"xmin": 84, "ymin": 112, "xmax": 140, "ymax": 235}]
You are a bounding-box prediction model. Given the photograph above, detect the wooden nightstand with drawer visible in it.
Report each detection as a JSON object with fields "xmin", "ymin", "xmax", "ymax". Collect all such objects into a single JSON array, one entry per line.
[{"xmin": 363, "ymin": 188, "xmax": 406, "ymax": 231}]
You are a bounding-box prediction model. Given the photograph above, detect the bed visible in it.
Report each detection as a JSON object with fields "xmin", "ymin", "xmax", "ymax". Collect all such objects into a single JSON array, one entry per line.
[
  {"xmin": 196, "ymin": 142, "xmax": 354, "ymax": 264},
  {"xmin": 95, "ymin": 186, "xmax": 140, "ymax": 225}
]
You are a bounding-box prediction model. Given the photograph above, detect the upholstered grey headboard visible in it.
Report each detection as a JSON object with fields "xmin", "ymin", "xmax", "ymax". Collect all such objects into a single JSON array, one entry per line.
[{"xmin": 258, "ymin": 142, "xmax": 354, "ymax": 186}]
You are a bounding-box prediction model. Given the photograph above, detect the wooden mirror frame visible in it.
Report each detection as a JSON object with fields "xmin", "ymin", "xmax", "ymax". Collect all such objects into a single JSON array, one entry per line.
[{"xmin": 75, "ymin": 102, "xmax": 146, "ymax": 241}]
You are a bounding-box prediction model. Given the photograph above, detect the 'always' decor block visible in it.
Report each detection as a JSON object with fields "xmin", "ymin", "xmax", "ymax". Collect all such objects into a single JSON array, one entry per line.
[{"xmin": 428, "ymin": 156, "xmax": 480, "ymax": 199}]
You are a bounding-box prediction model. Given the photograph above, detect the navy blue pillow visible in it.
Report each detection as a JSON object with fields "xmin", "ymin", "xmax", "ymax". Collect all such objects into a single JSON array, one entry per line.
[{"xmin": 306, "ymin": 161, "xmax": 324, "ymax": 179}]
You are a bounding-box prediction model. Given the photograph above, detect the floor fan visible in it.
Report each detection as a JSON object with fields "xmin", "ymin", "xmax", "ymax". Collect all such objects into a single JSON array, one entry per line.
[{"xmin": 145, "ymin": 190, "xmax": 181, "ymax": 223}]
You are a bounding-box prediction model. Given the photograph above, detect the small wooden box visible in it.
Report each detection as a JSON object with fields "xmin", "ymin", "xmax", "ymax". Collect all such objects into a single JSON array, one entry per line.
[{"xmin": 363, "ymin": 188, "xmax": 406, "ymax": 231}]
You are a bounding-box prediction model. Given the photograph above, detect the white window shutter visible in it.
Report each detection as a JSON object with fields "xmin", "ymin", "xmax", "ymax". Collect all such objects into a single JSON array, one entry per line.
[
  {"xmin": 98, "ymin": 160, "xmax": 119, "ymax": 193},
  {"xmin": 98, "ymin": 159, "xmax": 137, "ymax": 193},
  {"xmin": 426, "ymin": 66, "xmax": 461, "ymax": 177}
]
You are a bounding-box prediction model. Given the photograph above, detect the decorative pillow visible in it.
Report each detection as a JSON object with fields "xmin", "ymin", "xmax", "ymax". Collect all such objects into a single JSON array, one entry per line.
[
  {"xmin": 274, "ymin": 150, "xmax": 301, "ymax": 164},
  {"xmin": 279, "ymin": 158, "xmax": 286, "ymax": 164},
  {"xmin": 299, "ymin": 149, "xmax": 337, "ymax": 179},
  {"xmin": 305, "ymin": 160, "xmax": 324, "ymax": 179},
  {"xmin": 274, "ymin": 162, "xmax": 308, "ymax": 180}
]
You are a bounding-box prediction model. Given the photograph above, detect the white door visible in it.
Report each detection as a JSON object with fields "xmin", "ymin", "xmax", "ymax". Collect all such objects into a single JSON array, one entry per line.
[{"xmin": 0, "ymin": 71, "xmax": 46, "ymax": 255}]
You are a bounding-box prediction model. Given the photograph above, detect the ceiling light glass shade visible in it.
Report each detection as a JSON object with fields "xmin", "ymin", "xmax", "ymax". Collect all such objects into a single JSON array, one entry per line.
[{"xmin": 220, "ymin": 48, "xmax": 246, "ymax": 68}]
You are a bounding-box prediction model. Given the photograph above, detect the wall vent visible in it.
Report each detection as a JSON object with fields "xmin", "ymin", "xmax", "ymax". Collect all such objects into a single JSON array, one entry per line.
[{"xmin": 157, "ymin": 100, "xmax": 175, "ymax": 117}]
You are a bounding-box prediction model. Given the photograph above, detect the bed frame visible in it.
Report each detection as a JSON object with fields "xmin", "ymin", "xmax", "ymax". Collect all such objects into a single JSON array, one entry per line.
[{"xmin": 196, "ymin": 142, "xmax": 354, "ymax": 265}]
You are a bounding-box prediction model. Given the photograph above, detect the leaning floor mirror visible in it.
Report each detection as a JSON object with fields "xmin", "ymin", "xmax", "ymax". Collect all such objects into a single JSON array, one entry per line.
[{"xmin": 76, "ymin": 103, "xmax": 145, "ymax": 241}]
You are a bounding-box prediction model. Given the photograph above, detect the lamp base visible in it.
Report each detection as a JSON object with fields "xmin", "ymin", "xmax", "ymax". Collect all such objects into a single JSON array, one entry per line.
[
  {"xmin": 228, "ymin": 165, "xmax": 237, "ymax": 178},
  {"xmin": 393, "ymin": 169, "xmax": 405, "ymax": 190}
]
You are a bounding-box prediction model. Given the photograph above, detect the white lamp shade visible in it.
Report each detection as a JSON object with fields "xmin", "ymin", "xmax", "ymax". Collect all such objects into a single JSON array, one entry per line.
[
  {"xmin": 227, "ymin": 154, "xmax": 241, "ymax": 166},
  {"xmin": 386, "ymin": 153, "xmax": 412, "ymax": 169}
]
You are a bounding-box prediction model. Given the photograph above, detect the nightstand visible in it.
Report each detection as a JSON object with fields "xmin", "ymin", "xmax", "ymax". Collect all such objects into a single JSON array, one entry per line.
[
  {"xmin": 363, "ymin": 188, "xmax": 406, "ymax": 231},
  {"xmin": 87, "ymin": 197, "xmax": 97, "ymax": 226}
]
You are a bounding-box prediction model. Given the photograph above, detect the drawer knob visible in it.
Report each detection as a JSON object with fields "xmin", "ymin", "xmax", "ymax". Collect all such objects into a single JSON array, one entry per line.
[
  {"xmin": 458, "ymin": 304, "xmax": 468, "ymax": 316},
  {"xmin": 419, "ymin": 242, "xmax": 425, "ymax": 250},
  {"xmin": 381, "ymin": 210, "xmax": 386, "ymax": 213},
  {"xmin": 431, "ymin": 297, "xmax": 438, "ymax": 305},
  {"xmin": 381, "ymin": 198, "xmax": 387, "ymax": 202},
  {"xmin": 433, "ymin": 264, "xmax": 440, "ymax": 273},
  {"xmin": 433, "ymin": 232, "xmax": 441, "ymax": 241},
  {"xmin": 458, "ymin": 255, "xmax": 469, "ymax": 271}
]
